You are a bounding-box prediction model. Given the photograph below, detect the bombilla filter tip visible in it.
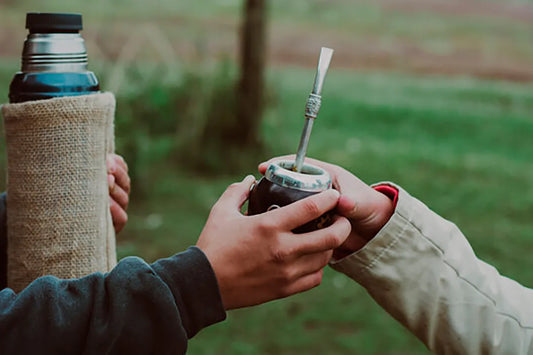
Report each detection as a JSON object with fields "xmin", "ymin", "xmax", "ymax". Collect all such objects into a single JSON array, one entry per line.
[
  {"xmin": 313, "ymin": 47, "xmax": 334, "ymax": 95},
  {"xmin": 319, "ymin": 47, "xmax": 334, "ymax": 64}
]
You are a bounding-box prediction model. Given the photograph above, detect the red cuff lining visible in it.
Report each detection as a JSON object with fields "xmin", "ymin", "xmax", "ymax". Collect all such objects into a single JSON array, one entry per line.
[{"xmin": 373, "ymin": 185, "xmax": 399, "ymax": 208}]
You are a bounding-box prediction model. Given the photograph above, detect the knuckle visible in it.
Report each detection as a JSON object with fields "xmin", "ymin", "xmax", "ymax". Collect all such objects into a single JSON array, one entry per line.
[
  {"xmin": 227, "ymin": 182, "xmax": 240, "ymax": 191},
  {"xmin": 323, "ymin": 232, "xmax": 341, "ymax": 249},
  {"xmin": 311, "ymin": 272, "xmax": 323, "ymax": 287},
  {"xmin": 301, "ymin": 199, "xmax": 321, "ymax": 217},
  {"xmin": 270, "ymin": 247, "xmax": 289, "ymax": 265},
  {"xmin": 256, "ymin": 218, "xmax": 276, "ymax": 235}
]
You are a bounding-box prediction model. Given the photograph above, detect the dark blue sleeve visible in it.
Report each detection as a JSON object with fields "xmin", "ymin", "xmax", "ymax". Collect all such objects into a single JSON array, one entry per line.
[
  {"xmin": 0, "ymin": 246, "xmax": 226, "ymax": 354},
  {"xmin": 0, "ymin": 192, "xmax": 6, "ymax": 290}
]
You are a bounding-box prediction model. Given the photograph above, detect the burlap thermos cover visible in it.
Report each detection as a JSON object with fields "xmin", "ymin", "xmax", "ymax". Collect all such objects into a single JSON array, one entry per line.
[{"xmin": 2, "ymin": 92, "xmax": 117, "ymax": 292}]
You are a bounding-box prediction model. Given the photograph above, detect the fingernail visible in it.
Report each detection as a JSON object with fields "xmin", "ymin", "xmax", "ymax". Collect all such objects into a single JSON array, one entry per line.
[
  {"xmin": 108, "ymin": 174, "xmax": 115, "ymax": 191},
  {"xmin": 243, "ymin": 174, "xmax": 255, "ymax": 182}
]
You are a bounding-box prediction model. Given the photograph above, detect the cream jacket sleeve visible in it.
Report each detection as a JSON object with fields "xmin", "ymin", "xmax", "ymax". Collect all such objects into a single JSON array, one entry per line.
[{"xmin": 330, "ymin": 183, "xmax": 533, "ymax": 354}]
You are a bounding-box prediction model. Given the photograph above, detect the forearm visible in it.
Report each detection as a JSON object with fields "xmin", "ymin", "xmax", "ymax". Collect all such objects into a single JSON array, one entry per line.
[
  {"xmin": 331, "ymin": 184, "xmax": 533, "ymax": 354},
  {"xmin": 0, "ymin": 246, "xmax": 225, "ymax": 354}
]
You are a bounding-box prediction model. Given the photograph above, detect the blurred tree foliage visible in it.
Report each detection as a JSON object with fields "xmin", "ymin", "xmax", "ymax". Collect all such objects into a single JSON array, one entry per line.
[
  {"xmin": 113, "ymin": 0, "xmax": 270, "ymax": 197},
  {"xmin": 114, "ymin": 61, "xmax": 271, "ymax": 197}
]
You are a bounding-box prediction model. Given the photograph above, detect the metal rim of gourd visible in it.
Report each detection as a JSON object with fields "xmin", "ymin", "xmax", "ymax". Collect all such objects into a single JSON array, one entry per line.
[{"xmin": 264, "ymin": 160, "xmax": 331, "ymax": 192}]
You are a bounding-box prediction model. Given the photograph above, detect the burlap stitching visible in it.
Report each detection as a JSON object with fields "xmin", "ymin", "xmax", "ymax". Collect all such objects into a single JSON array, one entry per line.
[{"xmin": 2, "ymin": 92, "xmax": 117, "ymax": 292}]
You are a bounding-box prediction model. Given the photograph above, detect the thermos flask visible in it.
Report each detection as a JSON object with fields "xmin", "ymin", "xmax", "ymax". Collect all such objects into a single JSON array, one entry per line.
[
  {"xmin": 9, "ymin": 12, "xmax": 99, "ymax": 103},
  {"xmin": 2, "ymin": 12, "xmax": 114, "ymax": 292}
]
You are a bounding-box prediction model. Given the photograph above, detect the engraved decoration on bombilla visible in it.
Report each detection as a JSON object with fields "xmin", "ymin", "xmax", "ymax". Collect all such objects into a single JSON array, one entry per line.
[{"xmin": 293, "ymin": 47, "xmax": 334, "ymax": 172}]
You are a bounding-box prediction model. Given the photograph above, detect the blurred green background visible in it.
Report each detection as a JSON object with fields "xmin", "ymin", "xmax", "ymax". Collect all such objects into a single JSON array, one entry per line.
[{"xmin": 1, "ymin": 0, "xmax": 533, "ymax": 353}]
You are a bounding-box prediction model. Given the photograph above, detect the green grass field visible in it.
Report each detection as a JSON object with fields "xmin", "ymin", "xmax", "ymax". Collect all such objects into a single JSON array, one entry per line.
[
  {"xmin": 1, "ymin": 0, "xmax": 533, "ymax": 353},
  {"xmin": 113, "ymin": 68, "xmax": 532, "ymax": 354}
]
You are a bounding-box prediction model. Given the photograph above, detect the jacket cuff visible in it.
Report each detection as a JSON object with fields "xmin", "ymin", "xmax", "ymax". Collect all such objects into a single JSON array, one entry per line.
[
  {"xmin": 373, "ymin": 184, "xmax": 399, "ymax": 208},
  {"xmin": 151, "ymin": 246, "xmax": 226, "ymax": 338}
]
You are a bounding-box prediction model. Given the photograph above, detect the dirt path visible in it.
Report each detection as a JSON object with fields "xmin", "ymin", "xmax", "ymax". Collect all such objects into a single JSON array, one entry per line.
[
  {"xmin": 268, "ymin": 0, "xmax": 533, "ymax": 81},
  {"xmin": 380, "ymin": 0, "xmax": 533, "ymax": 24}
]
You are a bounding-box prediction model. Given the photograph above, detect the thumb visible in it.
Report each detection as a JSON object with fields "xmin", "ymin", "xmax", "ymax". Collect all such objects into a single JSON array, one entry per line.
[
  {"xmin": 337, "ymin": 194, "xmax": 358, "ymax": 219},
  {"xmin": 214, "ymin": 175, "xmax": 256, "ymax": 212}
]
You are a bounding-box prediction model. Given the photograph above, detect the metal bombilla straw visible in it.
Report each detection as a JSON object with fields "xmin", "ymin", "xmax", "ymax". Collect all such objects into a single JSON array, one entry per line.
[{"xmin": 293, "ymin": 47, "xmax": 334, "ymax": 173}]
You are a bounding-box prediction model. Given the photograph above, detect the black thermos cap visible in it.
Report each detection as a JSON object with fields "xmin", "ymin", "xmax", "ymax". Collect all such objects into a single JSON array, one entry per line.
[{"xmin": 26, "ymin": 13, "xmax": 83, "ymax": 33}]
